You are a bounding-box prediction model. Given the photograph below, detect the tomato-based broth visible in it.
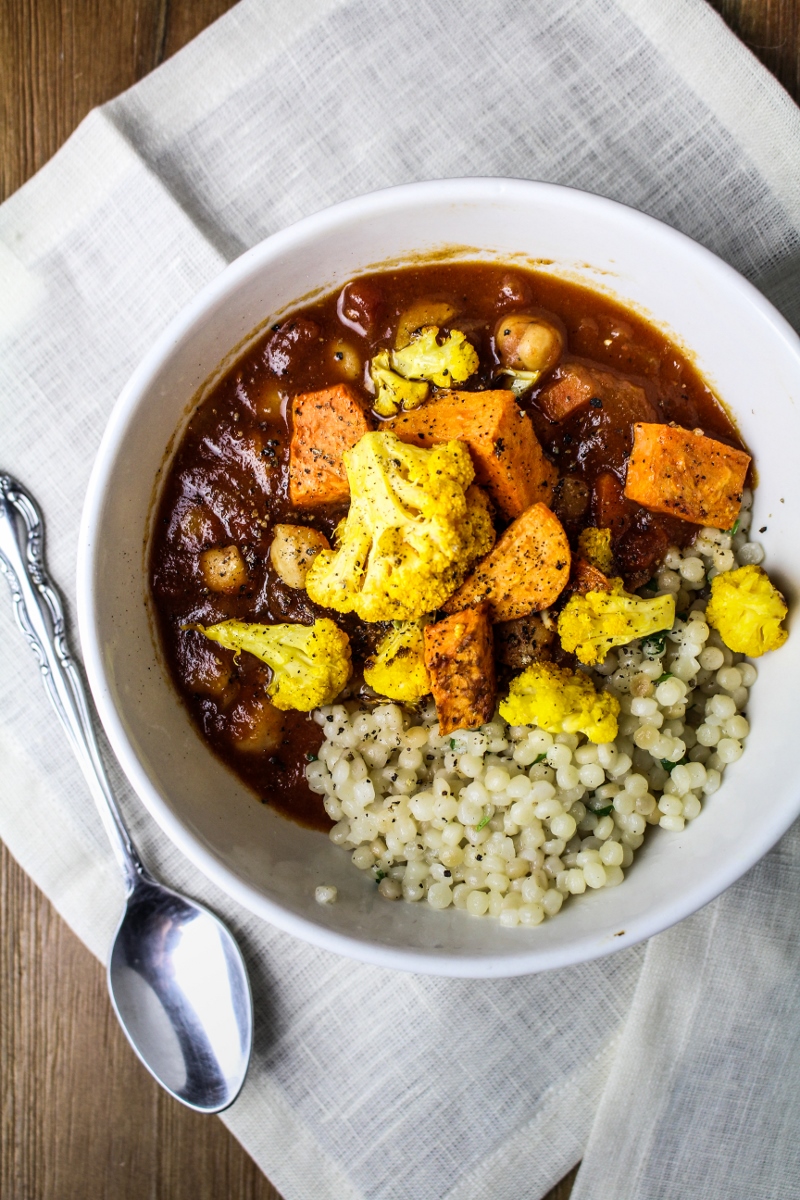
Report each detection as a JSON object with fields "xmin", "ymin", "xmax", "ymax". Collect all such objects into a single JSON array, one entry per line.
[{"xmin": 149, "ymin": 262, "xmax": 745, "ymax": 831}]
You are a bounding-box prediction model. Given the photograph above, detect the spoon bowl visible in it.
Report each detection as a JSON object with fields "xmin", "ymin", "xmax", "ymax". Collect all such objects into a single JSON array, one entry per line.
[{"xmin": 109, "ymin": 877, "xmax": 252, "ymax": 1112}]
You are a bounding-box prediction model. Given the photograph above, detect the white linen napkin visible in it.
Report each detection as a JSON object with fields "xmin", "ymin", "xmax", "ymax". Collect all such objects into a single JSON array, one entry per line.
[{"xmin": 1, "ymin": 2, "xmax": 799, "ymax": 1197}]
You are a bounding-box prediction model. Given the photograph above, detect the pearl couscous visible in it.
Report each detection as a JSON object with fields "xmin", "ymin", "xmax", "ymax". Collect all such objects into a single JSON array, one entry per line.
[{"xmin": 308, "ymin": 494, "xmax": 761, "ymax": 924}]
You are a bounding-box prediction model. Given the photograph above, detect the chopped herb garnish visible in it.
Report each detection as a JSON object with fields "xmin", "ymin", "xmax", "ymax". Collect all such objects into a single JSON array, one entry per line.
[
  {"xmin": 449, "ymin": 738, "xmax": 457, "ymax": 749},
  {"xmin": 644, "ymin": 578, "xmax": 658, "ymax": 592},
  {"xmin": 660, "ymin": 756, "xmax": 689, "ymax": 771},
  {"xmin": 476, "ymin": 810, "xmax": 491, "ymax": 831},
  {"xmin": 593, "ymin": 804, "xmax": 614, "ymax": 817},
  {"xmin": 306, "ymin": 752, "xmax": 318, "ymax": 762},
  {"xmin": 643, "ymin": 629, "xmax": 670, "ymax": 655},
  {"xmin": 725, "ymin": 518, "xmax": 740, "ymax": 536},
  {"xmin": 533, "ymin": 751, "xmax": 548, "ymax": 764},
  {"xmin": 373, "ymin": 868, "xmax": 386, "ymax": 883},
  {"xmin": 677, "ymin": 611, "xmax": 688, "ymax": 621},
  {"xmin": 656, "ymin": 672, "xmax": 673, "ymax": 684}
]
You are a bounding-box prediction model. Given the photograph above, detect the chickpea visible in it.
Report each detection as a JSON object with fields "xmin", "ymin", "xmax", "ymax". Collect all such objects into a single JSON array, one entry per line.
[
  {"xmin": 199, "ymin": 545, "xmax": 249, "ymax": 593},
  {"xmin": 494, "ymin": 314, "xmax": 564, "ymax": 374},
  {"xmin": 269, "ymin": 524, "xmax": 330, "ymax": 588},
  {"xmin": 328, "ymin": 339, "xmax": 362, "ymax": 380},
  {"xmin": 228, "ymin": 695, "xmax": 284, "ymax": 753},
  {"xmin": 184, "ymin": 642, "xmax": 239, "ymax": 707}
]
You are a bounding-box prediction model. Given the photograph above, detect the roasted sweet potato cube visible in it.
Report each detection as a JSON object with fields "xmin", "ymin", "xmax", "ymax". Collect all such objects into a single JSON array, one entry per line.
[
  {"xmin": 423, "ymin": 604, "xmax": 496, "ymax": 736},
  {"xmin": 199, "ymin": 545, "xmax": 249, "ymax": 593},
  {"xmin": 538, "ymin": 363, "xmax": 655, "ymax": 425},
  {"xmin": 389, "ymin": 389, "xmax": 557, "ymax": 517},
  {"xmin": 289, "ymin": 384, "xmax": 372, "ymax": 507},
  {"xmin": 624, "ymin": 423, "xmax": 751, "ymax": 529},
  {"xmin": 443, "ymin": 503, "xmax": 571, "ymax": 621}
]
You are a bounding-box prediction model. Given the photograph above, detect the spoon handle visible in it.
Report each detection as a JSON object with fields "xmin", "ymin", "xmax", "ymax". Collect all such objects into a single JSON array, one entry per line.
[{"xmin": 0, "ymin": 473, "xmax": 146, "ymax": 893}]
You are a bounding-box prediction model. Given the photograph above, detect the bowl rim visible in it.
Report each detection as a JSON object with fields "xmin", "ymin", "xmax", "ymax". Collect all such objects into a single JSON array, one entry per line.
[{"xmin": 77, "ymin": 176, "xmax": 800, "ymax": 977}]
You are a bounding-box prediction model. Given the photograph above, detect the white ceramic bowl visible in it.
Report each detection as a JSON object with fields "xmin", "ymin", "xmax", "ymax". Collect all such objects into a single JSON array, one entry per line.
[{"xmin": 78, "ymin": 178, "xmax": 800, "ymax": 977}]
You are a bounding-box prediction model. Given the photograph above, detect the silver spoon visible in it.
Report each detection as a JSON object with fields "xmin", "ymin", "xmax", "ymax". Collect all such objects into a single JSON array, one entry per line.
[{"xmin": 0, "ymin": 474, "xmax": 253, "ymax": 1113}]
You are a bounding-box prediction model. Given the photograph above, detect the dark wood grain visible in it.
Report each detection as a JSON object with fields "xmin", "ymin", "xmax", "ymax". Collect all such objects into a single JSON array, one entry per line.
[
  {"xmin": 708, "ymin": 0, "xmax": 800, "ymax": 101},
  {"xmin": 1, "ymin": 1, "xmax": 798, "ymax": 1198},
  {"xmin": 0, "ymin": 842, "xmax": 282, "ymax": 1200}
]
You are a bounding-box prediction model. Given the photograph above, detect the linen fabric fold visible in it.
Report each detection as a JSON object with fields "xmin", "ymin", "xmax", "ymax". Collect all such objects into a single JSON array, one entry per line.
[{"xmin": 1, "ymin": 1, "xmax": 799, "ymax": 1197}]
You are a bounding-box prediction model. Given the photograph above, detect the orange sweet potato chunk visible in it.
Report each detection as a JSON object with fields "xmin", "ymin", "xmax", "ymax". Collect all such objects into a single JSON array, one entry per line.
[
  {"xmin": 423, "ymin": 603, "xmax": 496, "ymax": 736},
  {"xmin": 624, "ymin": 423, "xmax": 751, "ymax": 530},
  {"xmin": 289, "ymin": 384, "xmax": 373, "ymax": 507},
  {"xmin": 443, "ymin": 503, "xmax": 571, "ymax": 621},
  {"xmin": 389, "ymin": 389, "xmax": 557, "ymax": 518}
]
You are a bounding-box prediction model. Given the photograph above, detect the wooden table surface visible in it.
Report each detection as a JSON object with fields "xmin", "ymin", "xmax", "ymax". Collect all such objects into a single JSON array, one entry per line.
[{"xmin": 1, "ymin": 2, "xmax": 798, "ymax": 1197}]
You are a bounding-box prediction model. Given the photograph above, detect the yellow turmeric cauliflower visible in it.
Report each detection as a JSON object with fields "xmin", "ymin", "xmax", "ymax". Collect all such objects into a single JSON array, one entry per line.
[
  {"xmin": 499, "ymin": 662, "xmax": 620, "ymax": 744},
  {"xmin": 194, "ymin": 617, "xmax": 351, "ymax": 711},
  {"xmin": 305, "ymin": 431, "xmax": 495, "ymax": 622},
  {"xmin": 706, "ymin": 564, "xmax": 788, "ymax": 657},
  {"xmin": 369, "ymin": 351, "xmax": 429, "ymax": 417},
  {"xmin": 364, "ymin": 621, "xmax": 431, "ymax": 702},
  {"xmin": 558, "ymin": 579, "xmax": 676, "ymax": 666},
  {"xmin": 390, "ymin": 326, "xmax": 479, "ymax": 388},
  {"xmin": 577, "ymin": 527, "xmax": 615, "ymax": 574}
]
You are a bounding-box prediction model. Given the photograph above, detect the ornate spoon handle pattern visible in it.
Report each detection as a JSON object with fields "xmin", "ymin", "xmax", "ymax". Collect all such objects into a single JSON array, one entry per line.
[{"xmin": 0, "ymin": 474, "xmax": 145, "ymax": 891}]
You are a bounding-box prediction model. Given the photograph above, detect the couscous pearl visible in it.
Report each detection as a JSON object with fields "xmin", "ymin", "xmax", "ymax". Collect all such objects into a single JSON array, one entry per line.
[
  {"xmin": 547, "ymin": 744, "xmax": 573, "ymax": 769},
  {"xmin": 716, "ymin": 737, "xmax": 743, "ymax": 764},
  {"xmin": 738, "ymin": 541, "xmax": 764, "ymax": 565},
  {"xmin": 604, "ymin": 865, "xmax": 625, "ymax": 887},
  {"xmin": 541, "ymin": 889, "xmax": 563, "ymax": 916},
  {"xmin": 519, "ymin": 903, "xmax": 545, "ymax": 926},
  {"xmin": 315, "ymin": 885, "xmax": 338, "ymax": 905},
  {"xmin": 427, "ymin": 882, "xmax": 453, "ymax": 909},
  {"xmin": 583, "ymin": 862, "xmax": 607, "ymax": 889},
  {"xmin": 579, "ymin": 763, "xmax": 605, "ymax": 789},
  {"xmin": 658, "ymin": 795, "xmax": 684, "ymax": 817},
  {"xmin": 716, "ymin": 666, "xmax": 742, "ymax": 693},
  {"xmin": 566, "ymin": 869, "xmax": 587, "ymax": 894},
  {"xmin": 660, "ymin": 814, "xmax": 685, "ymax": 832},
  {"xmin": 723, "ymin": 715, "xmax": 749, "ymax": 739},
  {"xmin": 739, "ymin": 662, "xmax": 757, "ymax": 687},
  {"xmin": 699, "ymin": 646, "xmax": 724, "ymax": 671},
  {"xmin": 708, "ymin": 694, "xmax": 737, "ymax": 719},
  {"xmin": 655, "ymin": 678, "xmax": 684, "ymax": 707},
  {"xmin": 696, "ymin": 723, "xmax": 720, "ymax": 747},
  {"xmin": 613, "ymin": 792, "xmax": 635, "ymax": 815},
  {"xmin": 485, "ymin": 767, "xmax": 511, "ymax": 792},
  {"xmin": 679, "ymin": 556, "xmax": 705, "ymax": 583},
  {"xmin": 550, "ymin": 813, "xmax": 577, "ymax": 841},
  {"xmin": 634, "ymin": 725, "xmax": 661, "ymax": 750},
  {"xmin": 594, "ymin": 815, "xmax": 615, "ymax": 840},
  {"xmin": 624, "ymin": 773, "xmax": 649, "ymax": 797},
  {"xmin": 466, "ymin": 890, "xmax": 489, "ymax": 917},
  {"xmin": 683, "ymin": 795, "xmax": 702, "ymax": 820},
  {"xmin": 599, "ymin": 840, "xmax": 624, "ymax": 866}
]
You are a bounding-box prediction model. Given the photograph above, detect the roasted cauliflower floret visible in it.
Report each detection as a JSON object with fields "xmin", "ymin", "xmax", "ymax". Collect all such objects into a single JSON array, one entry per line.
[
  {"xmin": 390, "ymin": 326, "xmax": 479, "ymax": 388},
  {"xmin": 577, "ymin": 526, "xmax": 615, "ymax": 574},
  {"xmin": 305, "ymin": 431, "xmax": 495, "ymax": 622},
  {"xmin": 558, "ymin": 578, "xmax": 676, "ymax": 666},
  {"xmin": 499, "ymin": 662, "xmax": 620, "ymax": 744},
  {"xmin": 706, "ymin": 564, "xmax": 788, "ymax": 657},
  {"xmin": 369, "ymin": 351, "xmax": 429, "ymax": 417},
  {"xmin": 364, "ymin": 621, "xmax": 431, "ymax": 702},
  {"xmin": 194, "ymin": 618, "xmax": 351, "ymax": 712}
]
